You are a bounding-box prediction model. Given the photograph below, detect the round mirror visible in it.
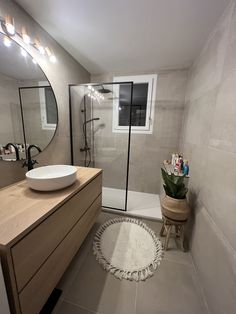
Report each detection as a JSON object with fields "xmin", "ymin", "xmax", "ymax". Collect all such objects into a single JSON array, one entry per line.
[{"xmin": 0, "ymin": 32, "xmax": 58, "ymax": 161}]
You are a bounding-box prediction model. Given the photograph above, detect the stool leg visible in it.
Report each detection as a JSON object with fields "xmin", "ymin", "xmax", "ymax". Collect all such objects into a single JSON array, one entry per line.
[
  {"xmin": 180, "ymin": 225, "xmax": 185, "ymax": 252},
  {"xmin": 160, "ymin": 222, "xmax": 165, "ymax": 236},
  {"xmin": 175, "ymin": 225, "xmax": 179, "ymax": 238},
  {"xmin": 164, "ymin": 225, "xmax": 172, "ymax": 250}
]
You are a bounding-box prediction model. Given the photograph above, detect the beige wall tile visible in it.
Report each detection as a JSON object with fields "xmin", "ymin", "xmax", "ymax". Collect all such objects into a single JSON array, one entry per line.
[{"xmin": 181, "ymin": 2, "xmax": 236, "ymax": 313}]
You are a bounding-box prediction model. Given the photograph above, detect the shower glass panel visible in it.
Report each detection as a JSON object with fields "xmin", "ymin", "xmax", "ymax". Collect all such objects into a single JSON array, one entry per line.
[{"xmin": 69, "ymin": 82, "xmax": 133, "ymax": 211}]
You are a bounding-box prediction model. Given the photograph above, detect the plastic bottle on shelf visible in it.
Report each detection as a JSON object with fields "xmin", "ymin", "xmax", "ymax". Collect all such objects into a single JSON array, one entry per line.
[
  {"xmin": 171, "ymin": 153, "xmax": 176, "ymax": 165},
  {"xmin": 179, "ymin": 155, "xmax": 184, "ymax": 173},
  {"xmin": 183, "ymin": 160, "xmax": 189, "ymax": 176}
]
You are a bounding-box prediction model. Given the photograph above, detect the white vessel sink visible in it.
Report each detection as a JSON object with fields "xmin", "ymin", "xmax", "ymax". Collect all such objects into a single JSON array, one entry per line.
[{"xmin": 26, "ymin": 165, "xmax": 78, "ymax": 191}]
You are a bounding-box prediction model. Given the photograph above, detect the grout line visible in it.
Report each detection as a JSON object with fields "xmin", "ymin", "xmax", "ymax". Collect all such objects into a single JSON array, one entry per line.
[
  {"xmin": 163, "ymin": 256, "xmax": 194, "ymax": 268},
  {"xmin": 134, "ymin": 282, "xmax": 138, "ymax": 314},
  {"xmin": 62, "ymin": 299, "xmax": 99, "ymax": 314},
  {"xmin": 189, "ymin": 254, "xmax": 211, "ymax": 314},
  {"xmin": 58, "ymin": 232, "xmax": 94, "ymax": 298}
]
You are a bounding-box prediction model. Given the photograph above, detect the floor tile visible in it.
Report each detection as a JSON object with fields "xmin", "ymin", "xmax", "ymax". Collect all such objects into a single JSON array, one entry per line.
[
  {"xmin": 64, "ymin": 249, "xmax": 137, "ymax": 314},
  {"xmin": 55, "ymin": 301, "xmax": 98, "ymax": 314},
  {"xmin": 136, "ymin": 260, "xmax": 208, "ymax": 314}
]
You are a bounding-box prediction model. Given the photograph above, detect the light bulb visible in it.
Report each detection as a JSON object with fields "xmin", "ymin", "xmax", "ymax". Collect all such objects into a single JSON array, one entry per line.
[
  {"xmin": 23, "ymin": 33, "xmax": 30, "ymax": 44},
  {"xmin": 21, "ymin": 27, "xmax": 30, "ymax": 44},
  {"xmin": 5, "ymin": 15, "xmax": 15, "ymax": 36},
  {"xmin": 35, "ymin": 39, "xmax": 45, "ymax": 55},
  {"xmin": 21, "ymin": 47, "xmax": 27, "ymax": 57},
  {"xmin": 87, "ymin": 93, "xmax": 91, "ymax": 98},
  {"xmin": 38, "ymin": 45, "xmax": 45, "ymax": 55},
  {"xmin": 45, "ymin": 47, "xmax": 56, "ymax": 63},
  {"xmin": 88, "ymin": 85, "xmax": 92, "ymax": 90},
  {"xmin": 49, "ymin": 55, "xmax": 57, "ymax": 63},
  {"xmin": 3, "ymin": 36, "xmax": 11, "ymax": 47}
]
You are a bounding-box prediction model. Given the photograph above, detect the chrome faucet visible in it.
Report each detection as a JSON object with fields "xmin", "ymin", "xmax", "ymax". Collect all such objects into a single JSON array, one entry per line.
[
  {"xmin": 4, "ymin": 143, "xmax": 20, "ymax": 160},
  {"xmin": 23, "ymin": 144, "xmax": 42, "ymax": 171}
]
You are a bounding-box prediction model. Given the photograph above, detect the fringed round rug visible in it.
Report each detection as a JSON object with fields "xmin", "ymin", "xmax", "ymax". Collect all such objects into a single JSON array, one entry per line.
[{"xmin": 93, "ymin": 217, "xmax": 163, "ymax": 281}]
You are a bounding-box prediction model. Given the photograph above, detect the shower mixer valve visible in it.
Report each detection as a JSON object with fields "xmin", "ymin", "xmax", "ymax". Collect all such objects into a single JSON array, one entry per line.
[{"xmin": 80, "ymin": 146, "xmax": 90, "ymax": 152}]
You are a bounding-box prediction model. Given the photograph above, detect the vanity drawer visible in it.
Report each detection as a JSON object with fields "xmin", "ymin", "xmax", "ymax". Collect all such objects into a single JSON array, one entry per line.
[
  {"xmin": 19, "ymin": 195, "xmax": 101, "ymax": 314},
  {"xmin": 11, "ymin": 174, "xmax": 102, "ymax": 292}
]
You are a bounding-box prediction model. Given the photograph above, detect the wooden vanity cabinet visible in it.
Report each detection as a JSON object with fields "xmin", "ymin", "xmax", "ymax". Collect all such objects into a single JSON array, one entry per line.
[{"xmin": 0, "ymin": 167, "xmax": 102, "ymax": 314}]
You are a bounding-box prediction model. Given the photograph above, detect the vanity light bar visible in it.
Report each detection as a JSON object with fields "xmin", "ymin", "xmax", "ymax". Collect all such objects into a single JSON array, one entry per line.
[{"xmin": 0, "ymin": 14, "xmax": 57, "ymax": 63}]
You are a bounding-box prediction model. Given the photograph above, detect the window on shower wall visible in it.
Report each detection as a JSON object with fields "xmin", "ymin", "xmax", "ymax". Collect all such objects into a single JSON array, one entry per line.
[{"xmin": 113, "ymin": 74, "xmax": 157, "ymax": 134}]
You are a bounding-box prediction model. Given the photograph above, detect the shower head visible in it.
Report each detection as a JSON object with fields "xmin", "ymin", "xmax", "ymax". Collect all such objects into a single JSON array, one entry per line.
[{"xmin": 97, "ymin": 85, "xmax": 112, "ymax": 94}]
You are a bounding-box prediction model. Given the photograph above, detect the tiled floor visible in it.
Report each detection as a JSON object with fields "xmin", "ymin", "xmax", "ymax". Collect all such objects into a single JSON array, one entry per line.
[
  {"xmin": 54, "ymin": 211, "xmax": 208, "ymax": 314},
  {"xmin": 103, "ymin": 187, "xmax": 162, "ymax": 220}
]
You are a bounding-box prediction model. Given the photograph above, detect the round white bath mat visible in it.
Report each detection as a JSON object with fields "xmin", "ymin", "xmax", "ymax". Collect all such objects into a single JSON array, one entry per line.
[{"xmin": 93, "ymin": 217, "xmax": 163, "ymax": 281}]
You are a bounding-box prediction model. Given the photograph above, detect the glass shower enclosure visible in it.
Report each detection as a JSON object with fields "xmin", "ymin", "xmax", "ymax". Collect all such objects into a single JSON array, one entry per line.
[{"xmin": 69, "ymin": 82, "xmax": 133, "ymax": 211}]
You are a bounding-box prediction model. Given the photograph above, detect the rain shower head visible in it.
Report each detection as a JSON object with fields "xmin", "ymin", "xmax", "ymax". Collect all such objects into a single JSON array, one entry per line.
[{"xmin": 97, "ymin": 85, "xmax": 112, "ymax": 94}]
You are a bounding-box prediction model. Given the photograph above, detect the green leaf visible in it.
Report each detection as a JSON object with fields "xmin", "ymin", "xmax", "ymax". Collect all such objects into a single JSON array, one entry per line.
[
  {"xmin": 161, "ymin": 167, "xmax": 188, "ymax": 199},
  {"xmin": 176, "ymin": 187, "xmax": 188, "ymax": 199},
  {"xmin": 163, "ymin": 184, "xmax": 172, "ymax": 197}
]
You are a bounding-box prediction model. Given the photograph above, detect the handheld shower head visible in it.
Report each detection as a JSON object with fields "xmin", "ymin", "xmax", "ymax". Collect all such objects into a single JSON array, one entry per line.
[{"xmin": 84, "ymin": 117, "xmax": 100, "ymax": 125}]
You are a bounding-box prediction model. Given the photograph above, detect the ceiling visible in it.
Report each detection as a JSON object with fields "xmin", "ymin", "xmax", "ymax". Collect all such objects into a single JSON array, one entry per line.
[{"xmin": 16, "ymin": 0, "xmax": 230, "ymax": 75}]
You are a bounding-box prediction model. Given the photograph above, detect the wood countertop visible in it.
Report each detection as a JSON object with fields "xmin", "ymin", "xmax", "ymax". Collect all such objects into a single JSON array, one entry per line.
[{"xmin": 0, "ymin": 167, "xmax": 102, "ymax": 247}]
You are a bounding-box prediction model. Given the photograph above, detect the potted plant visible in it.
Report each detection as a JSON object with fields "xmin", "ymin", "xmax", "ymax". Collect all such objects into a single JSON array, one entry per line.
[{"xmin": 160, "ymin": 168, "xmax": 190, "ymax": 221}]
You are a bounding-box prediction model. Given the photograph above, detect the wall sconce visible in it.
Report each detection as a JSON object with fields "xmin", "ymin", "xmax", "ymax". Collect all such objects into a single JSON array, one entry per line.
[
  {"xmin": 2, "ymin": 15, "xmax": 15, "ymax": 36},
  {"xmin": 45, "ymin": 47, "xmax": 57, "ymax": 63},
  {"xmin": 35, "ymin": 38, "xmax": 45, "ymax": 55},
  {"xmin": 21, "ymin": 26, "xmax": 30, "ymax": 45}
]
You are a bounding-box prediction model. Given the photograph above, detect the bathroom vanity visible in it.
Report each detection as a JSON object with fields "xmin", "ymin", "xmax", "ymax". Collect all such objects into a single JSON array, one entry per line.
[{"xmin": 0, "ymin": 166, "xmax": 102, "ymax": 314}]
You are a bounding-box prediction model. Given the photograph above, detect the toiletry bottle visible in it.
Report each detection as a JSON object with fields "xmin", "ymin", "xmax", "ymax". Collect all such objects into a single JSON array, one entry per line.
[
  {"xmin": 179, "ymin": 155, "xmax": 184, "ymax": 173},
  {"xmin": 183, "ymin": 160, "xmax": 189, "ymax": 176},
  {"xmin": 174, "ymin": 157, "xmax": 180, "ymax": 175},
  {"xmin": 171, "ymin": 153, "xmax": 175, "ymax": 165},
  {"xmin": 175, "ymin": 153, "xmax": 179, "ymax": 166}
]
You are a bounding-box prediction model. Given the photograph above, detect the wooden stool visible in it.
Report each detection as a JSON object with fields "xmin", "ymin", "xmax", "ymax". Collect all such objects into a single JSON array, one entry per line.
[{"xmin": 160, "ymin": 215, "xmax": 187, "ymax": 251}]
